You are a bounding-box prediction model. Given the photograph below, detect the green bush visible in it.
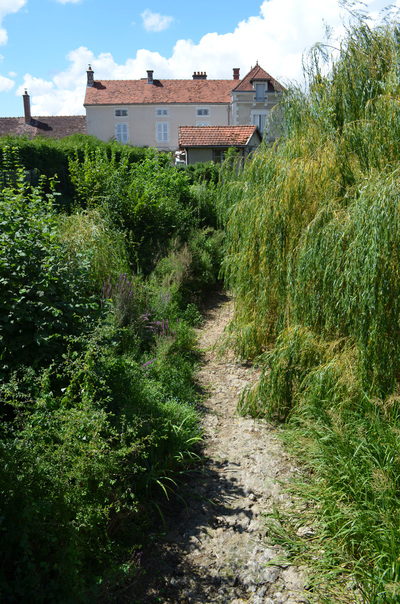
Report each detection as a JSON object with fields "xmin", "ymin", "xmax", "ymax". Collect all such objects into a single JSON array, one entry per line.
[
  {"xmin": 59, "ymin": 209, "xmax": 130, "ymax": 290},
  {"xmin": 0, "ymin": 134, "xmax": 148, "ymax": 206},
  {"xmin": 0, "ymin": 139, "xmax": 217, "ymax": 602},
  {"xmin": 69, "ymin": 149, "xmax": 196, "ymax": 273},
  {"xmin": 0, "ymin": 378, "xmax": 146, "ymax": 602},
  {"xmin": 0, "ymin": 149, "xmax": 99, "ymax": 382}
]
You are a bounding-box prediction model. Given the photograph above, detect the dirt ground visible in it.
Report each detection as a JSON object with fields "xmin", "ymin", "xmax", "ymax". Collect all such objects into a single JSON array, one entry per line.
[{"xmin": 130, "ymin": 292, "xmax": 310, "ymax": 603}]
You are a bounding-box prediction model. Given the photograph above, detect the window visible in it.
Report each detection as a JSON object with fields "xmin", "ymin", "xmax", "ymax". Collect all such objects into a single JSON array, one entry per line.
[
  {"xmin": 252, "ymin": 111, "xmax": 268, "ymax": 134},
  {"xmin": 196, "ymin": 107, "xmax": 210, "ymax": 117},
  {"xmin": 115, "ymin": 108, "xmax": 128, "ymax": 117},
  {"xmin": 213, "ymin": 148, "xmax": 228, "ymax": 163},
  {"xmin": 155, "ymin": 107, "xmax": 169, "ymax": 117},
  {"xmin": 115, "ymin": 123, "xmax": 129, "ymax": 143},
  {"xmin": 156, "ymin": 122, "xmax": 169, "ymax": 143},
  {"xmin": 196, "ymin": 121, "xmax": 210, "ymax": 127},
  {"xmin": 255, "ymin": 83, "xmax": 265, "ymax": 102}
]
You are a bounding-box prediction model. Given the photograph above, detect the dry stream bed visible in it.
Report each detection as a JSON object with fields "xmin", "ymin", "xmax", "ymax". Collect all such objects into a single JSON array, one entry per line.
[{"xmin": 132, "ymin": 293, "xmax": 311, "ymax": 603}]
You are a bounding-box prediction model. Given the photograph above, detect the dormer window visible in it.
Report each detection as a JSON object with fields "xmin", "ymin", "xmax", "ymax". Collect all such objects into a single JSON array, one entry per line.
[
  {"xmin": 255, "ymin": 84, "xmax": 265, "ymax": 102},
  {"xmin": 115, "ymin": 109, "xmax": 128, "ymax": 117}
]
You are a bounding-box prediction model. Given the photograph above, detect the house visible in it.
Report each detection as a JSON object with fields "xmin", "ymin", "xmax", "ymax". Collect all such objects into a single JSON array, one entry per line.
[
  {"xmin": 230, "ymin": 63, "xmax": 285, "ymax": 142},
  {"xmin": 0, "ymin": 91, "xmax": 87, "ymax": 139},
  {"xmin": 84, "ymin": 62, "xmax": 284, "ymax": 151},
  {"xmin": 178, "ymin": 125, "xmax": 262, "ymax": 164}
]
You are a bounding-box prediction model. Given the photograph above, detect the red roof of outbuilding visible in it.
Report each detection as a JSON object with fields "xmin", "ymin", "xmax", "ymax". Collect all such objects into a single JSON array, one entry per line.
[
  {"xmin": 0, "ymin": 116, "xmax": 87, "ymax": 139},
  {"xmin": 84, "ymin": 79, "xmax": 233, "ymax": 106},
  {"xmin": 178, "ymin": 125, "xmax": 261, "ymax": 148}
]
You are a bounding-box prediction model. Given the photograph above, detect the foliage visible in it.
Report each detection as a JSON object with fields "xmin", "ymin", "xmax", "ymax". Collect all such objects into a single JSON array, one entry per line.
[
  {"xmin": 218, "ymin": 9, "xmax": 400, "ymax": 602},
  {"xmin": 58, "ymin": 208, "xmax": 130, "ymax": 290},
  {"xmin": 0, "ymin": 134, "xmax": 148, "ymax": 205},
  {"xmin": 0, "ymin": 142, "xmax": 215, "ymax": 601},
  {"xmin": 150, "ymin": 228, "xmax": 224, "ymax": 307},
  {"xmin": 181, "ymin": 160, "xmax": 221, "ymax": 186},
  {"xmin": 0, "ymin": 393, "xmax": 144, "ymax": 603},
  {"xmin": 0, "ymin": 148, "xmax": 99, "ymax": 381},
  {"xmin": 68, "ymin": 148, "xmax": 197, "ymax": 273}
]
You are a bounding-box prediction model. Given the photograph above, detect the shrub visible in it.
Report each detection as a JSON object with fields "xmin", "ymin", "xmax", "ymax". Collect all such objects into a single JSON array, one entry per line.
[
  {"xmin": 0, "ymin": 149, "xmax": 99, "ymax": 382},
  {"xmin": 219, "ymin": 11, "xmax": 400, "ymax": 600}
]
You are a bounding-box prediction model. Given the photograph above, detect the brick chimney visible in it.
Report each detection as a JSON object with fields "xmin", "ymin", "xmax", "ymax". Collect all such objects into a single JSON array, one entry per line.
[
  {"xmin": 233, "ymin": 68, "xmax": 240, "ymax": 80},
  {"xmin": 87, "ymin": 64, "xmax": 94, "ymax": 87},
  {"xmin": 23, "ymin": 90, "xmax": 31, "ymax": 124},
  {"xmin": 147, "ymin": 70, "xmax": 154, "ymax": 84},
  {"xmin": 192, "ymin": 71, "xmax": 207, "ymax": 80}
]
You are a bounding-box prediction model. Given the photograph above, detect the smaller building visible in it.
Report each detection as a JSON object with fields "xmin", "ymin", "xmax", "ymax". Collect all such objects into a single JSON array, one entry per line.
[{"xmin": 178, "ymin": 125, "xmax": 262, "ymax": 165}]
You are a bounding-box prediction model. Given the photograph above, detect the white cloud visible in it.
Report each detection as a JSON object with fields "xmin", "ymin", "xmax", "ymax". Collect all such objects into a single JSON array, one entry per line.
[
  {"xmin": 0, "ymin": 73, "xmax": 13, "ymax": 91},
  {"xmin": 53, "ymin": 0, "xmax": 82, "ymax": 4},
  {"xmin": 0, "ymin": 0, "xmax": 27, "ymax": 45},
  {"xmin": 141, "ymin": 9, "xmax": 174, "ymax": 33},
  {"xmin": 15, "ymin": 0, "xmax": 400, "ymax": 116}
]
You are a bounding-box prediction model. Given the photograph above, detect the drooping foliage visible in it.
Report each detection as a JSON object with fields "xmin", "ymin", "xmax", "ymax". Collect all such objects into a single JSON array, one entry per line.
[{"xmin": 219, "ymin": 8, "xmax": 400, "ymax": 602}]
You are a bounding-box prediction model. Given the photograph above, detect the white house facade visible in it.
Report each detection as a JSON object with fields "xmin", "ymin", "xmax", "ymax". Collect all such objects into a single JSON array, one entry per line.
[{"xmin": 84, "ymin": 64, "xmax": 284, "ymax": 151}]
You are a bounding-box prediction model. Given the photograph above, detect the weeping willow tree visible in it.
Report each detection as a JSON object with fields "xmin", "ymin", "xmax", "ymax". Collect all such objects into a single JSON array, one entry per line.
[
  {"xmin": 219, "ymin": 7, "xmax": 400, "ymax": 603},
  {"xmin": 220, "ymin": 6, "xmax": 400, "ymax": 386}
]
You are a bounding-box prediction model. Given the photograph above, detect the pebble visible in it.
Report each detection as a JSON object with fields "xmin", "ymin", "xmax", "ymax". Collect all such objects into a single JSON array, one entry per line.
[{"xmin": 132, "ymin": 298, "xmax": 339, "ymax": 603}]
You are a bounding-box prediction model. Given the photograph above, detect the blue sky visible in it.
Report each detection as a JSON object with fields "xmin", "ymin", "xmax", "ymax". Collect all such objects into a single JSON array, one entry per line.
[{"xmin": 0, "ymin": 0, "xmax": 397, "ymax": 117}]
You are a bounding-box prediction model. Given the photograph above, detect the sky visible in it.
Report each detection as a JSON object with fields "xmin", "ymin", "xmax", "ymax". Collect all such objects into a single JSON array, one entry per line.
[{"xmin": 0, "ymin": 0, "xmax": 398, "ymax": 117}]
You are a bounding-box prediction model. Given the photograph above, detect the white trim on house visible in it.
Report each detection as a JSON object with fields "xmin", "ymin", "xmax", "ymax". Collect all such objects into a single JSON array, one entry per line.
[{"xmin": 251, "ymin": 110, "xmax": 269, "ymax": 134}]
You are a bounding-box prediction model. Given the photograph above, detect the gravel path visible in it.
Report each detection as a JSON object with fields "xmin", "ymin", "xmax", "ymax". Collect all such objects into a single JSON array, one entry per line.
[{"xmin": 133, "ymin": 292, "xmax": 310, "ymax": 603}]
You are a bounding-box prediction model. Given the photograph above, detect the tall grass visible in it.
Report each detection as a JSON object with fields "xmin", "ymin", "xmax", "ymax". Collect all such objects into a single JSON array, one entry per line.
[{"xmin": 219, "ymin": 8, "xmax": 400, "ymax": 602}]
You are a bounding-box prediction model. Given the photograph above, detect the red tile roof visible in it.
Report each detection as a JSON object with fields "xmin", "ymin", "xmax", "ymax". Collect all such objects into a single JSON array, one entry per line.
[
  {"xmin": 232, "ymin": 63, "xmax": 285, "ymax": 93},
  {"xmin": 85, "ymin": 78, "xmax": 234, "ymax": 106},
  {"xmin": 178, "ymin": 125, "xmax": 261, "ymax": 148},
  {"xmin": 0, "ymin": 116, "xmax": 87, "ymax": 139}
]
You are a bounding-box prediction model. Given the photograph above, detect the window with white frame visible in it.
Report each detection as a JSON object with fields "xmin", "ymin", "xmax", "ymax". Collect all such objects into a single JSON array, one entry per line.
[
  {"xmin": 115, "ymin": 108, "xmax": 128, "ymax": 117},
  {"xmin": 155, "ymin": 107, "xmax": 169, "ymax": 117},
  {"xmin": 251, "ymin": 111, "xmax": 268, "ymax": 134},
  {"xmin": 196, "ymin": 121, "xmax": 210, "ymax": 127},
  {"xmin": 196, "ymin": 107, "xmax": 210, "ymax": 117},
  {"xmin": 156, "ymin": 122, "xmax": 169, "ymax": 143},
  {"xmin": 115, "ymin": 123, "xmax": 129, "ymax": 143}
]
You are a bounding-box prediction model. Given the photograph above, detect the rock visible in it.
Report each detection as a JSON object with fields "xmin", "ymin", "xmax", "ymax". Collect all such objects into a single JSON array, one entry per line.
[{"xmin": 131, "ymin": 296, "xmax": 316, "ymax": 604}]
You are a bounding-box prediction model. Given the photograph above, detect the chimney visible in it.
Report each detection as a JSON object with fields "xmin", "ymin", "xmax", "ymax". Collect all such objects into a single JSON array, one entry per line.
[
  {"xmin": 147, "ymin": 70, "xmax": 154, "ymax": 85},
  {"xmin": 192, "ymin": 71, "xmax": 207, "ymax": 80},
  {"xmin": 87, "ymin": 64, "xmax": 94, "ymax": 87},
  {"xmin": 23, "ymin": 90, "xmax": 31, "ymax": 124},
  {"xmin": 233, "ymin": 68, "xmax": 240, "ymax": 80}
]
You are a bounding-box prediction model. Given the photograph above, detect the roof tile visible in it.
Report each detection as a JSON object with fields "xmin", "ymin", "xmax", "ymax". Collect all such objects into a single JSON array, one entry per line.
[
  {"xmin": 84, "ymin": 79, "xmax": 234, "ymax": 106},
  {"xmin": 0, "ymin": 116, "xmax": 86, "ymax": 139},
  {"xmin": 178, "ymin": 125, "xmax": 261, "ymax": 148},
  {"xmin": 232, "ymin": 64, "xmax": 285, "ymax": 93}
]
